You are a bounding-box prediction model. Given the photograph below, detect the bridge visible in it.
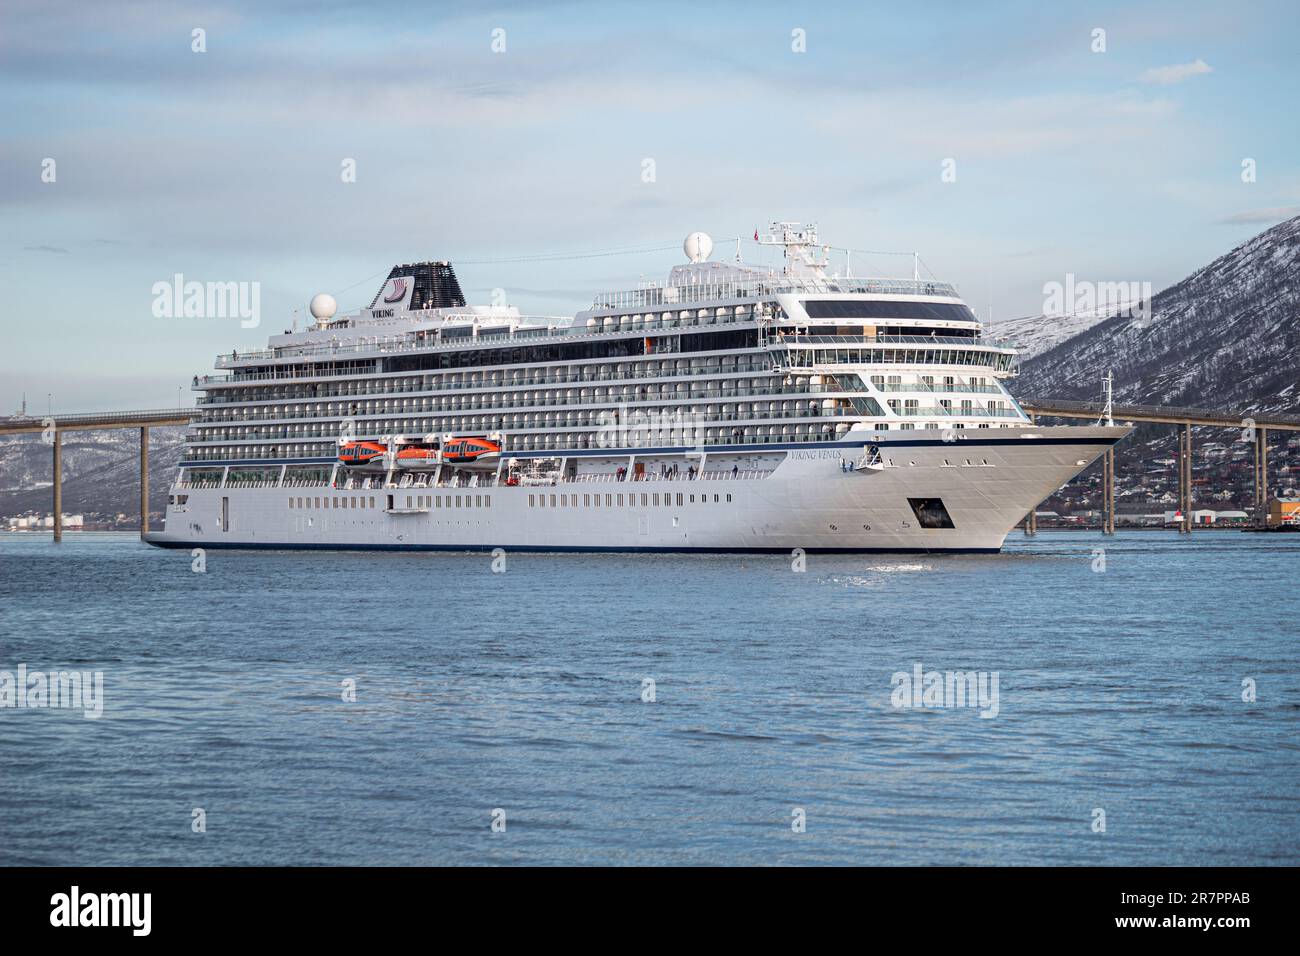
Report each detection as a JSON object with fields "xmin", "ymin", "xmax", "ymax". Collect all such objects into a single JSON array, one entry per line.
[
  {"xmin": 1020, "ymin": 398, "xmax": 1300, "ymax": 535},
  {"xmin": 0, "ymin": 408, "xmax": 195, "ymax": 542},
  {"xmin": 1, "ymin": 398, "xmax": 1296, "ymax": 541}
]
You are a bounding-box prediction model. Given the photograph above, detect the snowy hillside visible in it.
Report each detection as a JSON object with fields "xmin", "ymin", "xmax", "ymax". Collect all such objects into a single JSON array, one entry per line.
[
  {"xmin": 1014, "ymin": 215, "xmax": 1300, "ymax": 414},
  {"xmin": 987, "ymin": 309, "xmax": 1114, "ymax": 359},
  {"xmin": 0, "ymin": 427, "xmax": 185, "ymax": 518}
]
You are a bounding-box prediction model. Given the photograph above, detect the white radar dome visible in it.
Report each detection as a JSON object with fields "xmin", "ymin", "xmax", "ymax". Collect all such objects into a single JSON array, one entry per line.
[
  {"xmin": 683, "ymin": 231, "xmax": 713, "ymax": 263},
  {"xmin": 309, "ymin": 293, "xmax": 337, "ymax": 320}
]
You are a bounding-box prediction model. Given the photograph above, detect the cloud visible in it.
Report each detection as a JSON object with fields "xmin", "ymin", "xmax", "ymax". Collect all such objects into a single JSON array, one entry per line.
[
  {"xmin": 1139, "ymin": 59, "xmax": 1213, "ymax": 85},
  {"xmin": 808, "ymin": 90, "xmax": 1179, "ymax": 160},
  {"xmin": 23, "ymin": 244, "xmax": 69, "ymax": 254},
  {"xmin": 1216, "ymin": 206, "xmax": 1300, "ymax": 224}
]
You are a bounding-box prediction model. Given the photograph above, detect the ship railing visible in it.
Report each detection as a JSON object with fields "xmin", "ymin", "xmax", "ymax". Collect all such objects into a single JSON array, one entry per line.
[
  {"xmin": 322, "ymin": 470, "xmax": 784, "ymax": 490},
  {"xmin": 592, "ymin": 276, "xmax": 959, "ymax": 310},
  {"xmin": 197, "ymin": 385, "xmax": 831, "ymax": 414},
  {"xmin": 693, "ymin": 469, "xmax": 774, "ymax": 480},
  {"xmin": 193, "ymin": 361, "xmax": 784, "ymax": 397},
  {"xmin": 874, "ymin": 383, "xmax": 1004, "ymax": 394},
  {"xmin": 889, "ymin": 406, "xmax": 1020, "ymax": 418},
  {"xmin": 855, "ymin": 446, "xmax": 885, "ymax": 470},
  {"xmin": 508, "ymin": 470, "xmax": 774, "ymax": 485},
  {"xmin": 195, "ymin": 386, "xmax": 791, "ymax": 409},
  {"xmin": 208, "ymin": 311, "xmax": 763, "ymax": 371},
  {"xmin": 186, "ymin": 407, "xmax": 863, "ymax": 441},
  {"xmin": 776, "ymin": 334, "xmax": 1014, "ymax": 349}
]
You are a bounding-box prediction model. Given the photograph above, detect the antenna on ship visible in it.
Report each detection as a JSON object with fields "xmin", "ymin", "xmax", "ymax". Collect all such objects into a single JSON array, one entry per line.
[{"xmin": 757, "ymin": 221, "xmax": 827, "ymax": 278}]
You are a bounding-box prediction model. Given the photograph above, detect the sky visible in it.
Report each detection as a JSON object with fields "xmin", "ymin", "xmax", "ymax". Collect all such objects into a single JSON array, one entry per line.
[{"xmin": 2, "ymin": 0, "xmax": 1297, "ymax": 411}]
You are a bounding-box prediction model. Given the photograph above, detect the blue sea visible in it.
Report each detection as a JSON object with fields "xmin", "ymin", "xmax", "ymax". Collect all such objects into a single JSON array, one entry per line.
[{"xmin": 0, "ymin": 531, "xmax": 1296, "ymax": 866}]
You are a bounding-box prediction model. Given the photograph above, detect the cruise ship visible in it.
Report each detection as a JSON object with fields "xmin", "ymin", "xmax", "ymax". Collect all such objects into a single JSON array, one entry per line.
[{"xmin": 146, "ymin": 222, "xmax": 1129, "ymax": 553}]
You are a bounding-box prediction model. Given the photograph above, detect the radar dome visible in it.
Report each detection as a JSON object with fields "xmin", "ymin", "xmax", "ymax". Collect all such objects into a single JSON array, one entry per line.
[
  {"xmin": 683, "ymin": 231, "xmax": 713, "ymax": 263},
  {"xmin": 309, "ymin": 293, "xmax": 337, "ymax": 320}
]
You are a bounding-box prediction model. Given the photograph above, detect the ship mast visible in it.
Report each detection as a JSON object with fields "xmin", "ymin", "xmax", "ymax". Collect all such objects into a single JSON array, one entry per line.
[{"xmin": 756, "ymin": 221, "xmax": 829, "ymax": 279}]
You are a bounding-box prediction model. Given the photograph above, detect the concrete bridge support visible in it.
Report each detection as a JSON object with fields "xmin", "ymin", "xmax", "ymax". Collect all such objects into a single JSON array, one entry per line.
[
  {"xmin": 1254, "ymin": 426, "xmax": 1270, "ymax": 528},
  {"xmin": 52, "ymin": 430, "xmax": 62, "ymax": 543},
  {"xmin": 140, "ymin": 426, "xmax": 149, "ymax": 537},
  {"xmin": 1102, "ymin": 447, "xmax": 1116, "ymax": 535}
]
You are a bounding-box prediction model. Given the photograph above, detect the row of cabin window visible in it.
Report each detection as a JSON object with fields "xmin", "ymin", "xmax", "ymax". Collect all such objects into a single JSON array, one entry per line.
[
  {"xmin": 528, "ymin": 491, "xmax": 732, "ymax": 508},
  {"xmin": 406, "ymin": 495, "xmax": 490, "ymax": 509},
  {"xmin": 287, "ymin": 495, "xmax": 491, "ymax": 509},
  {"xmin": 289, "ymin": 496, "xmax": 377, "ymax": 509}
]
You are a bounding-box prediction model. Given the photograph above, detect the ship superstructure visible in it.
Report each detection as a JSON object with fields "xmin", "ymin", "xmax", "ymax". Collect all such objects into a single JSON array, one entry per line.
[{"xmin": 149, "ymin": 223, "xmax": 1128, "ymax": 552}]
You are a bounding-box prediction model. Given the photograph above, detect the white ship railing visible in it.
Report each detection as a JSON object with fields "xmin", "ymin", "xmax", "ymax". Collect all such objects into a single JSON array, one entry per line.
[
  {"xmin": 778, "ymin": 334, "xmax": 1015, "ymax": 349},
  {"xmin": 210, "ymin": 311, "xmax": 761, "ymax": 370},
  {"xmin": 592, "ymin": 276, "xmax": 959, "ymax": 310}
]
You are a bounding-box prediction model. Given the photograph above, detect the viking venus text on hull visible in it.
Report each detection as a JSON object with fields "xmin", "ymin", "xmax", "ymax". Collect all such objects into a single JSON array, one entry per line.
[{"xmin": 146, "ymin": 223, "xmax": 1129, "ymax": 553}]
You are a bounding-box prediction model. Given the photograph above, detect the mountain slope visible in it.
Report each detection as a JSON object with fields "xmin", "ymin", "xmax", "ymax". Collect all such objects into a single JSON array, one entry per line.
[
  {"xmin": 1015, "ymin": 216, "xmax": 1300, "ymax": 414},
  {"xmin": 0, "ymin": 428, "xmax": 185, "ymax": 519},
  {"xmin": 988, "ymin": 308, "xmax": 1112, "ymax": 359}
]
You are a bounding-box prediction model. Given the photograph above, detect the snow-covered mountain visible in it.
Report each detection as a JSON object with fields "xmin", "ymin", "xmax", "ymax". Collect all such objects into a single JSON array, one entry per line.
[
  {"xmin": 987, "ymin": 308, "xmax": 1113, "ymax": 359},
  {"xmin": 0, "ymin": 427, "xmax": 185, "ymax": 519},
  {"xmin": 1014, "ymin": 215, "xmax": 1300, "ymax": 414}
]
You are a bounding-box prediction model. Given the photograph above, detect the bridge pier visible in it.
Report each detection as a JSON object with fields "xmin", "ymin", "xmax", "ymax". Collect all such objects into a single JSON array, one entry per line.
[
  {"xmin": 1255, "ymin": 426, "xmax": 1270, "ymax": 528},
  {"xmin": 1178, "ymin": 424, "xmax": 1192, "ymax": 534},
  {"xmin": 52, "ymin": 429, "xmax": 62, "ymax": 543},
  {"xmin": 140, "ymin": 426, "xmax": 149, "ymax": 538},
  {"xmin": 1103, "ymin": 447, "xmax": 1115, "ymax": 534}
]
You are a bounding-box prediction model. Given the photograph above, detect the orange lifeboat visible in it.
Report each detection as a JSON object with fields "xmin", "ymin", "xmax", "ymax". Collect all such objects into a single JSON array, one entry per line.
[
  {"xmin": 338, "ymin": 441, "xmax": 387, "ymax": 466},
  {"xmin": 395, "ymin": 446, "xmax": 439, "ymax": 463},
  {"xmin": 339, "ymin": 440, "xmax": 442, "ymax": 471},
  {"xmin": 442, "ymin": 437, "xmax": 500, "ymax": 466}
]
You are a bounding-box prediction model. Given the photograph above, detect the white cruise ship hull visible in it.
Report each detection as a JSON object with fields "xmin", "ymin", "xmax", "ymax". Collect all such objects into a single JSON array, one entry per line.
[{"xmin": 146, "ymin": 426, "xmax": 1125, "ymax": 554}]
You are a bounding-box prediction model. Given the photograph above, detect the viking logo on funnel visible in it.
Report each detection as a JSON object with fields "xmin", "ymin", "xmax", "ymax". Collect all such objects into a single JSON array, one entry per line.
[{"xmin": 383, "ymin": 277, "xmax": 408, "ymax": 303}]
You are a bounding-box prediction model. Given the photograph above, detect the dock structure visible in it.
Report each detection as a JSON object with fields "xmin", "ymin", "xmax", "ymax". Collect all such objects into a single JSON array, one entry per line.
[
  {"xmin": 1020, "ymin": 399, "xmax": 1300, "ymax": 533},
  {"xmin": 0, "ymin": 408, "xmax": 195, "ymax": 540}
]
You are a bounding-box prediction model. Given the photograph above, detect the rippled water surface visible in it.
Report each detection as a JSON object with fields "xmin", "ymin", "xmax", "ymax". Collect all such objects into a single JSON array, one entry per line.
[{"xmin": 1, "ymin": 531, "xmax": 1296, "ymax": 865}]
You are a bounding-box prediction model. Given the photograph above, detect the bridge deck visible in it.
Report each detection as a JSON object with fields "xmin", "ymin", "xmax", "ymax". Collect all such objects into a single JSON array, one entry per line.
[
  {"xmin": 1019, "ymin": 398, "xmax": 1300, "ymax": 432},
  {"xmin": 0, "ymin": 408, "xmax": 195, "ymax": 436}
]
